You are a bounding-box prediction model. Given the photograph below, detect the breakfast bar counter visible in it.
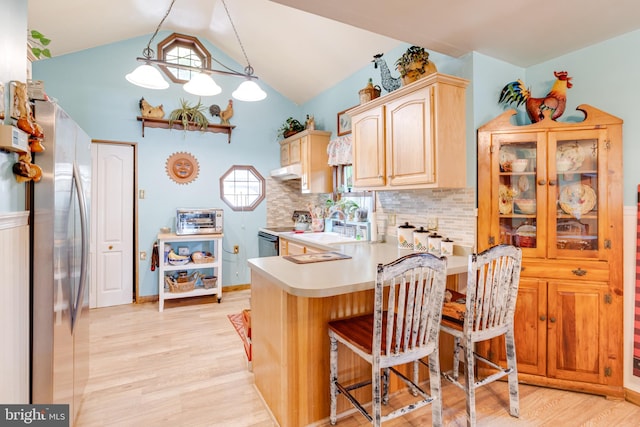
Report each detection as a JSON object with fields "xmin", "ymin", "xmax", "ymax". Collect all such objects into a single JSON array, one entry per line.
[{"xmin": 247, "ymin": 238, "xmax": 469, "ymax": 426}]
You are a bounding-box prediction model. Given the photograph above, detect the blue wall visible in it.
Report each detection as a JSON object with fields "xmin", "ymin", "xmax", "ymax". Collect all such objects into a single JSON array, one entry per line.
[{"xmin": 31, "ymin": 28, "xmax": 640, "ymax": 296}]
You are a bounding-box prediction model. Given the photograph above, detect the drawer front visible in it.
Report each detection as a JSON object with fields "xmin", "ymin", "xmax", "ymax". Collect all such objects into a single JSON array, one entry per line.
[{"xmin": 521, "ymin": 259, "xmax": 609, "ymax": 282}]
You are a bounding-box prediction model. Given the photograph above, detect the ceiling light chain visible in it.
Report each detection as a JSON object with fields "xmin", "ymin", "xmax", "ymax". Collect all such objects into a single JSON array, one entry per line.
[
  {"xmin": 220, "ymin": 0, "xmax": 254, "ymax": 76},
  {"xmin": 143, "ymin": 0, "xmax": 177, "ymax": 60}
]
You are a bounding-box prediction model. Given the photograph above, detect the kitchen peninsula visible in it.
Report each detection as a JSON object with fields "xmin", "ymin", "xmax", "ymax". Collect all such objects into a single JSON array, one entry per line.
[{"xmin": 247, "ymin": 235, "xmax": 469, "ymax": 426}]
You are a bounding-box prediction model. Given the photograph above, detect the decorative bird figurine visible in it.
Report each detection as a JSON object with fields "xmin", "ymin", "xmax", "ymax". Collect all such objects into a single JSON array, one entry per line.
[
  {"xmin": 372, "ymin": 53, "xmax": 401, "ymax": 93},
  {"xmin": 139, "ymin": 97, "xmax": 164, "ymax": 119},
  {"xmin": 209, "ymin": 99, "xmax": 234, "ymax": 125},
  {"xmin": 499, "ymin": 71, "xmax": 573, "ymax": 122}
]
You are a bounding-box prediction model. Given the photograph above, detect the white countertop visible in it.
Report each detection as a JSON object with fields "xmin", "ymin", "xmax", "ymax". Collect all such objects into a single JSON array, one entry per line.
[{"xmin": 248, "ymin": 235, "xmax": 469, "ymax": 298}]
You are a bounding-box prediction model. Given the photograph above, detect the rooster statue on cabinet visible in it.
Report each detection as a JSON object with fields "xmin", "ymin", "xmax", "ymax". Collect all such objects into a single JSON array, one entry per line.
[{"xmin": 499, "ymin": 71, "xmax": 573, "ymax": 122}]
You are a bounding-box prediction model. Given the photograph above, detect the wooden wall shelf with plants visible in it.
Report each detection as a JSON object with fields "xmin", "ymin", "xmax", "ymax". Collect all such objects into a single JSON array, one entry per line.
[{"xmin": 136, "ymin": 117, "xmax": 235, "ymax": 143}]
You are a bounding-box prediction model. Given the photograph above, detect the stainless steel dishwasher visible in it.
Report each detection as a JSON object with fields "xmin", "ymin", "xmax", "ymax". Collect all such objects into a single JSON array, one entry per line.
[{"xmin": 258, "ymin": 231, "xmax": 279, "ymax": 257}]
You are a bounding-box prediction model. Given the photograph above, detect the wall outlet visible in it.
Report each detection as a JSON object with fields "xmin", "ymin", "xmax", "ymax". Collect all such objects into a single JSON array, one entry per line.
[
  {"xmin": 140, "ymin": 251, "xmax": 147, "ymax": 260},
  {"xmin": 233, "ymin": 245, "xmax": 239, "ymax": 254}
]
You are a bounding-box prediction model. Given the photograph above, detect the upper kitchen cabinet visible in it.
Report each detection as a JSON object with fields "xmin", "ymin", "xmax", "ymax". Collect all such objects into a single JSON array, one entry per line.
[
  {"xmin": 347, "ymin": 73, "xmax": 468, "ymax": 190},
  {"xmin": 279, "ymin": 130, "xmax": 332, "ymax": 193},
  {"xmin": 477, "ymin": 105, "xmax": 624, "ymax": 398}
]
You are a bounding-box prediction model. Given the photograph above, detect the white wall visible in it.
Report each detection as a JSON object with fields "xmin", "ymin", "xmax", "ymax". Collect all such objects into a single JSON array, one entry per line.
[{"xmin": 0, "ymin": 0, "xmax": 28, "ymax": 213}]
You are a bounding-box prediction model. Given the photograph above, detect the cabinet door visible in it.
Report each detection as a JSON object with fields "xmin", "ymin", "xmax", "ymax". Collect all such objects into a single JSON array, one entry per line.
[
  {"xmin": 547, "ymin": 129, "xmax": 607, "ymax": 260},
  {"xmin": 300, "ymin": 136, "xmax": 310, "ymax": 192},
  {"xmin": 280, "ymin": 142, "xmax": 290, "ymax": 166},
  {"xmin": 352, "ymin": 106, "xmax": 385, "ymax": 187},
  {"xmin": 481, "ymin": 131, "xmax": 547, "ymax": 257},
  {"xmin": 493, "ymin": 278, "xmax": 547, "ymax": 376},
  {"xmin": 289, "ymin": 139, "xmax": 301, "ymax": 164},
  {"xmin": 547, "ymin": 280, "xmax": 607, "ymax": 384},
  {"xmin": 386, "ymin": 87, "xmax": 433, "ymax": 186}
]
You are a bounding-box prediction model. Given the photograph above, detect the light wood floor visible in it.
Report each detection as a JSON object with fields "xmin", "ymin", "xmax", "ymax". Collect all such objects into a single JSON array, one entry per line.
[{"xmin": 77, "ymin": 289, "xmax": 640, "ymax": 427}]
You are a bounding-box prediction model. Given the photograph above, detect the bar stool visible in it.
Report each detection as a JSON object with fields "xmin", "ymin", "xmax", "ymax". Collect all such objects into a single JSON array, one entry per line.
[
  {"xmin": 439, "ymin": 244, "xmax": 522, "ymax": 427},
  {"xmin": 328, "ymin": 252, "xmax": 448, "ymax": 426}
]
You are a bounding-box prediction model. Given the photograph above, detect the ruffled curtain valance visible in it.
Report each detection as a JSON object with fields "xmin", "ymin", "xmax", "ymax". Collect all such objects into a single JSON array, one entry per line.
[{"xmin": 327, "ymin": 134, "xmax": 353, "ymax": 166}]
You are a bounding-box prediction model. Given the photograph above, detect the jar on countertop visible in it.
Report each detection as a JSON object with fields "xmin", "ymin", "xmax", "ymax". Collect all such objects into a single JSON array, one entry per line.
[
  {"xmin": 413, "ymin": 226, "xmax": 430, "ymax": 252},
  {"xmin": 397, "ymin": 222, "xmax": 415, "ymax": 249},
  {"xmin": 440, "ymin": 238, "xmax": 454, "ymax": 256},
  {"xmin": 428, "ymin": 233, "xmax": 443, "ymax": 255}
]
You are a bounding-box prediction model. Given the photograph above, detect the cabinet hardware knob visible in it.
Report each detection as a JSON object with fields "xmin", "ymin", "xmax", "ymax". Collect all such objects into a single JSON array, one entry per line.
[
  {"xmin": 572, "ymin": 268, "xmax": 587, "ymax": 276},
  {"xmin": 549, "ymin": 317, "xmax": 556, "ymax": 323},
  {"xmin": 538, "ymin": 179, "xmax": 546, "ymax": 185},
  {"xmin": 108, "ymin": 245, "xmax": 113, "ymax": 250},
  {"xmin": 549, "ymin": 180, "xmax": 557, "ymax": 186},
  {"xmin": 540, "ymin": 315, "xmax": 546, "ymax": 321}
]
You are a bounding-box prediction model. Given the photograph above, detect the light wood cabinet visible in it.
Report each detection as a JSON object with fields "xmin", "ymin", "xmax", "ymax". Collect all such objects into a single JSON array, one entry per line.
[
  {"xmin": 347, "ymin": 73, "xmax": 468, "ymax": 190},
  {"xmin": 279, "ymin": 236, "xmax": 323, "ymax": 255},
  {"xmin": 477, "ymin": 105, "xmax": 623, "ymax": 398},
  {"xmin": 279, "ymin": 130, "xmax": 332, "ymax": 193}
]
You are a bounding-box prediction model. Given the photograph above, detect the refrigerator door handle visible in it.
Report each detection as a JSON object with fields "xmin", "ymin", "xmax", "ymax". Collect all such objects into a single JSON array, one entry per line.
[{"xmin": 71, "ymin": 162, "xmax": 89, "ymax": 333}]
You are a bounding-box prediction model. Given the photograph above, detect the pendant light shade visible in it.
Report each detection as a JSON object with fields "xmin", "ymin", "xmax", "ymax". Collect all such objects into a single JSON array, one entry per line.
[
  {"xmin": 232, "ymin": 79, "xmax": 267, "ymax": 102},
  {"xmin": 125, "ymin": 63, "xmax": 169, "ymax": 90},
  {"xmin": 184, "ymin": 73, "xmax": 222, "ymax": 96}
]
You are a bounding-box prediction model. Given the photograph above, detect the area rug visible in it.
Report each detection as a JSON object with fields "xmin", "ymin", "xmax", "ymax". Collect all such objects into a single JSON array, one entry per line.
[{"xmin": 228, "ymin": 312, "xmax": 251, "ymax": 362}]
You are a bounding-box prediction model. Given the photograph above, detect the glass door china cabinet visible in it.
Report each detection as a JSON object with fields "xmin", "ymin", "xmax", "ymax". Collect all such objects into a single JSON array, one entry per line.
[{"xmin": 477, "ymin": 105, "xmax": 624, "ymax": 398}]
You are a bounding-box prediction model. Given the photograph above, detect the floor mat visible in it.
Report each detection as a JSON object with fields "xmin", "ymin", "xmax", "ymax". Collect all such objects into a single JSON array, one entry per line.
[{"xmin": 228, "ymin": 312, "xmax": 251, "ymax": 362}]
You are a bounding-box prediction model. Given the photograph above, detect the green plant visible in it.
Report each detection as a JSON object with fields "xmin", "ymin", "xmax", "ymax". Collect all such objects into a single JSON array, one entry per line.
[
  {"xmin": 28, "ymin": 30, "xmax": 51, "ymax": 59},
  {"xmin": 278, "ymin": 117, "xmax": 305, "ymax": 139},
  {"xmin": 169, "ymin": 98, "xmax": 209, "ymax": 131},
  {"xmin": 395, "ymin": 46, "xmax": 431, "ymax": 77}
]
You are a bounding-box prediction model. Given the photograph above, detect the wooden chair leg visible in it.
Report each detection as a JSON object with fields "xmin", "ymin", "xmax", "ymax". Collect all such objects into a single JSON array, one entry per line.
[
  {"xmin": 505, "ymin": 329, "xmax": 520, "ymax": 418},
  {"xmin": 464, "ymin": 342, "xmax": 477, "ymax": 427},
  {"xmin": 452, "ymin": 336, "xmax": 461, "ymax": 380},
  {"xmin": 372, "ymin": 363, "xmax": 382, "ymax": 427},
  {"xmin": 329, "ymin": 334, "xmax": 338, "ymax": 426},
  {"xmin": 382, "ymin": 368, "xmax": 390, "ymax": 404},
  {"xmin": 428, "ymin": 350, "xmax": 443, "ymax": 427}
]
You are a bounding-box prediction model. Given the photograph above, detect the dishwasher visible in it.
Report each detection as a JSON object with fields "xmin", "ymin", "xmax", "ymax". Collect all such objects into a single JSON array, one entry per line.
[{"xmin": 258, "ymin": 231, "xmax": 279, "ymax": 257}]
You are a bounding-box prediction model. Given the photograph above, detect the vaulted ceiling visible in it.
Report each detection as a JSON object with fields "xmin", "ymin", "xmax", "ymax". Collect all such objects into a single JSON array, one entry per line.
[{"xmin": 28, "ymin": 0, "xmax": 640, "ymax": 104}]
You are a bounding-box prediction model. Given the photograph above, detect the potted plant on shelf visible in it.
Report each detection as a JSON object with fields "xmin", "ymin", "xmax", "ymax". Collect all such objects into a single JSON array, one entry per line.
[
  {"xmin": 278, "ymin": 117, "xmax": 305, "ymax": 139},
  {"xmin": 169, "ymin": 98, "xmax": 209, "ymax": 131},
  {"xmin": 395, "ymin": 46, "xmax": 437, "ymax": 86}
]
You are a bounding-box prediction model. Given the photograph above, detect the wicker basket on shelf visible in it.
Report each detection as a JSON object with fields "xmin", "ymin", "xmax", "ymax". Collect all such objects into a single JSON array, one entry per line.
[
  {"xmin": 202, "ymin": 275, "xmax": 217, "ymax": 289},
  {"xmin": 191, "ymin": 251, "xmax": 215, "ymax": 264},
  {"xmin": 165, "ymin": 274, "xmax": 196, "ymax": 293}
]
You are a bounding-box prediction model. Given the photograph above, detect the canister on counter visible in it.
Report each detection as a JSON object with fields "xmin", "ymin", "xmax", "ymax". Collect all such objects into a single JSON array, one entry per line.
[
  {"xmin": 440, "ymin": 238, "xmax": 454, "ymax": 256},
  {"xmin": 413, "ymin": 226, "xmax": 430, "ymax": 252},
  {"xmin": 428, "ymin": 233, "xmax": 442, "ymax": 255},
  {"xmin": 397, "ymin": 222, "xmax": 415, "ymax": 249}
]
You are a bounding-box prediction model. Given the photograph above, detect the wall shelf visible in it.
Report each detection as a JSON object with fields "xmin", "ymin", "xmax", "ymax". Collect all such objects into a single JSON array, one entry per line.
[{"xmin": 137, "ymin": 117, "xmax": 235, "ymax": 143}]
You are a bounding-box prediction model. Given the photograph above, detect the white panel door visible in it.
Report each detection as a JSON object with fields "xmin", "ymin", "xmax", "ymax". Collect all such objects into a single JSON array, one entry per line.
[{"xmin": 92, "ymin": 143, "xmax": 134, "ymax": 307}]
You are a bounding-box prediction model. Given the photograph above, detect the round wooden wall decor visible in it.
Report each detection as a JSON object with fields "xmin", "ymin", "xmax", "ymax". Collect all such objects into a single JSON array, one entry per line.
[{"xmin": 165, "ymin": 152, "xmax": 199, "ymax": 185}]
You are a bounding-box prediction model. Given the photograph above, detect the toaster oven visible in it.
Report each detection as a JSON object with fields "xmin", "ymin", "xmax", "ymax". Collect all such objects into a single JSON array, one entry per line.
[{"xmin": 176, "ymin": 208, "xmax": 223, "ymax": 235}]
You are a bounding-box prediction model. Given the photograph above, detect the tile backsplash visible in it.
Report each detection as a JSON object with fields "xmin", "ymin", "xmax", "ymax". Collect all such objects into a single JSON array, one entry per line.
[{"xmin": 266, "ymin": 179, "xmax": 476, "ymax": 250}]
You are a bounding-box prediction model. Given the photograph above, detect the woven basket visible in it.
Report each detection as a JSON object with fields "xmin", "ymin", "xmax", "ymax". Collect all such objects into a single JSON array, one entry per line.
[
  {"xmin": 165, "ymin": 275, "xmax": 196, "ymax": 293},
  {"xmin": 191, "ymin": 251, "xmax": 215, "ymax": 264},
  {"xmin": 202, "ymin": 275, "xmax": 218, "ymax": 289}
]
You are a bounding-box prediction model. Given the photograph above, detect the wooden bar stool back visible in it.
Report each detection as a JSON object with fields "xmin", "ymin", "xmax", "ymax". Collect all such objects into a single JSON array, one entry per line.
[
  {"xmin": 328, "ymin": 252, "xmax": 448, "ymax": 427},
  {"xmin": 439, "ymin": 244, "xmax": 522, "ymax": 427}
]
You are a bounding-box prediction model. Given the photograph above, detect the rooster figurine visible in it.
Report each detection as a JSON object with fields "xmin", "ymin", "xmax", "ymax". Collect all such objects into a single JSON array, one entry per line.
[
  {"xmin": 499, "ymin": 71, "xmax": 573, "ymax": 122},
  {"xmin": 209, "ymin": 99, "xmax": 234, "ymax": 125}
]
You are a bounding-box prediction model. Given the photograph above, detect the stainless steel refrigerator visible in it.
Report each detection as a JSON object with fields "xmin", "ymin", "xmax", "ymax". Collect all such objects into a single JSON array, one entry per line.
[{"xmin": 31, "ymin": 100, "xmax": 91, "ymax": 426}]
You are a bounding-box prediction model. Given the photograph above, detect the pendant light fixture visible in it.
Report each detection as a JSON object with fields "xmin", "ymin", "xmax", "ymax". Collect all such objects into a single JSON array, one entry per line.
[{"xmin": 126, "ymin": 0, "xmax": 267, "ymax": 101}]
